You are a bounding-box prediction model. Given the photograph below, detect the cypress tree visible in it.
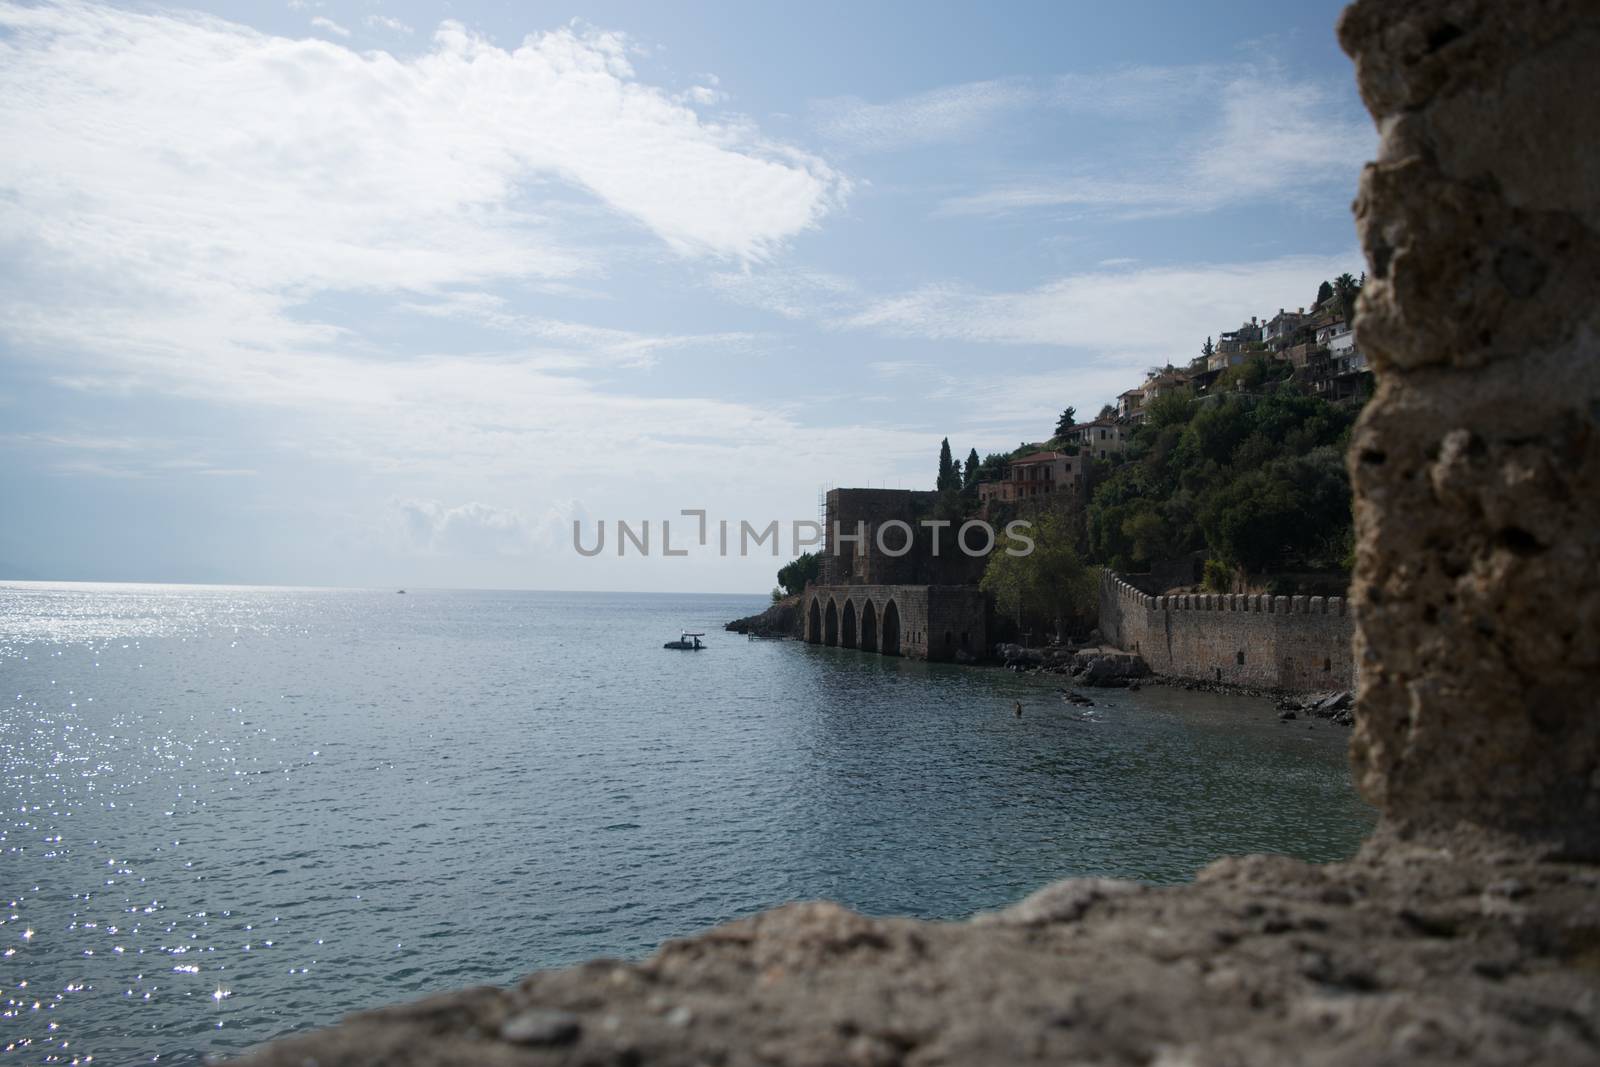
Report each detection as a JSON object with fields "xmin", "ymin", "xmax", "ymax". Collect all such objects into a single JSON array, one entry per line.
[{"xmin": 937, "ymin": 438, "xmax": 955, "ymax": 491}]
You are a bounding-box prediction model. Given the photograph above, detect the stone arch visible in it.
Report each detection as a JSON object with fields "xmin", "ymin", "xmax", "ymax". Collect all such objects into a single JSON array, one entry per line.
[
  {"xmin": 860, "ymin": 598, "xmax": 878, "ymax": 652},
  {"xmin": 806, "ymin": 597, "xmax": 822, "ymax": 644},
  {"xmin": 824, "ymin": 598, "xmax": 839, "ymax": 647},
  {"xmin": 841, "ymin": 599, "xmax": 857, "ymax": 649},
  {"xmin": 881, "ymin": 598, "xmax": 901, "ymax": 657}
]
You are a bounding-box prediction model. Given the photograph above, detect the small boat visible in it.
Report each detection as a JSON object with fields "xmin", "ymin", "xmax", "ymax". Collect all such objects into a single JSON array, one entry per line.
[
  {"xmin": 397, "ymin": 589, "xmax": 406, "ymax": 594},
  {"xmin": 664, "ymin": 631, "xmax": 706, "ymax": 650}
]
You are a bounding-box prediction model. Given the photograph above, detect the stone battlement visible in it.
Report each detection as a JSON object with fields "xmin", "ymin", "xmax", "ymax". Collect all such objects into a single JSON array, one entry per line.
[
  {"xmin": 1099, "ymin": 570, "xmax": 1356, "ymax": 690},
  {"xmin": 1104, "ymin": 571, "xmax": 1349, "ymax": 618}
]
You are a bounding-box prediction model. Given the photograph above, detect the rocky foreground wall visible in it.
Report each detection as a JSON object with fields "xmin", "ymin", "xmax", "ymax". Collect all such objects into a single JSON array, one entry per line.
[
  {"xmin": 236, "ymin": 2, "xmax": 1600, "ymax": 1063},
  {"xmin": 1098, "ymin": 571, "xmax": 1356, "ymax": 691}
]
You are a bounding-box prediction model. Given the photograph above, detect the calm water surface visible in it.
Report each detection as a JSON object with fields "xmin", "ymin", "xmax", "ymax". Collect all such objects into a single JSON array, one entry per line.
[{"xmin": 0, "ymin": 583, "xmax": 1373, "ymax": 1063}]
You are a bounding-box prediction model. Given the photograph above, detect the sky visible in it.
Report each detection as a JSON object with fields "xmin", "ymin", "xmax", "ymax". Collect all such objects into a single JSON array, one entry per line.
[{"xmin": 0, "ymin": 0, "xmax": 1374, "ymax": 592}]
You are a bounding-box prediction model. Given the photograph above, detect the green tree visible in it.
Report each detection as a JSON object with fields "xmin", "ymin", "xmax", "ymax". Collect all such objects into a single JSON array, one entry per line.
[
  {"xmin": 776, "ymin": 552, "xmax": 820, "ymax": 597},
  {"xmin": 980, "ymin": 510, "xmax": 1096, "ymax": 641},
  {"xmin": 963, "ymin": 448, "xmax": 982, "ymax": 489},
  {"xmin": 1316, "ymin": 279, "xmax": 1334, "ymax": 307},
  {"xmin": 937, "ymin": 437, "xmax": 956, "ymax": 491},
  {"xmin": 1144, "ymin": 387, "xmax": 1194, "ymax": 428},
  {"xmin": 1053, "ymin": 406, "xmax": 1077, "ymax": 437},
  {"xmin": 975, "ymin": 452, "xmax": 1010, "ymax": 484},
  {"xmin": 1097, "ymin": 403, "xmax": 1116, "ymax": 421},
  {"xmin": 1200, "ymin": 336, "xmax": 1215, "ymax": 361},
  {"xmin": 1334, "ymin": 272, "xmax": 1361, "ymax": 324}
]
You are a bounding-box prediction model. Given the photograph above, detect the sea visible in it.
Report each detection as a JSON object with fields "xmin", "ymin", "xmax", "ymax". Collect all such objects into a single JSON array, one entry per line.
[{"xmin": 0, "ymin": 582, "xmax": 1374, "ymax": 1063}]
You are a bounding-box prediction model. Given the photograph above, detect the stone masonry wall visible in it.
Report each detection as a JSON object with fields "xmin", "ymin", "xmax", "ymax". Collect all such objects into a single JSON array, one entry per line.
[
  {"xmin": 1339, "ymin": 0, "xmax": 1600, "ymax": 856},
  {"xmin": 1100, "ymin": 571, "xmax": 1356, "ymax": 691},
  {"xmin": 802, "ymin": 584, "xmax": 987, "ymax": 662}
]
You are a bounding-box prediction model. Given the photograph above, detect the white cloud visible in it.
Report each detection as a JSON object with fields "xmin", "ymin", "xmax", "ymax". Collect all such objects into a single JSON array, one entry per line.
[
  {"xmin": 812, "ymin": 79, "xmax": 1034, "ymax": 151},
  {"xmin": 941, "ymin": 68, "xmax": 1373, "ymax": 218},
  {"xmin": 707, "ymin": 268, "xmax": 859, "ymax": 320},
  {"xmin": 840, "ymin": 252, "xmax": 1359, "ymax": 356},
  {"xmin": 365, "ymin": 14, "xmax": 412, "ymax": 35},
  {"xmin": 394, "ymin": 498, "xmax": 537, "ymax": 556},
  {"xmin": 309, "ymin": 15, "xmax": 349, "ymax": 37},
  {"xmin": 0, "ymin": 2, "xmax": 847, "ymax": 320},
  {"xmin": 400, "ymin": 291, "xmax": 760, "ymax": 369},
  {"xmin": 0, "ymin": 1, "xmax": 863, "ymax": 533}
]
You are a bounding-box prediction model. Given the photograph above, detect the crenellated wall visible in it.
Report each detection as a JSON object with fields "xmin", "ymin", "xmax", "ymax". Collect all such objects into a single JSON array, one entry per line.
[{"xmin": 1099, "ymin": 570, "xmax": 1355, "ymax": 691}]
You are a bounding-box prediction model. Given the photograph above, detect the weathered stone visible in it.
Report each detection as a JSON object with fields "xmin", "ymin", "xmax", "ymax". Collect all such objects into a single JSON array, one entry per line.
[
  {"xmin": 1099, "ymin": 571, "xmax": 1356, "ymax": 691},
  {"xmin": 233, "ymin": 845, "xmax": 1600, "ymax": 1067},
  {"xmin": 499, "ymin": 1007, "xmax": 581, "ymax": 1046},
  {"xmin": 1340, "ymin": 0, "xmax": 1600, "ymax": 858}
]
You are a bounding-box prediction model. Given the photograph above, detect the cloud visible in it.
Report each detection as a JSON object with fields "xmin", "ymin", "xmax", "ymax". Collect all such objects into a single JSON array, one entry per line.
[
  {"xmin": 811, "ymin": 79, "xmax": 1034, "ymax": 151},
  {"xmin": 400, "ymin": 291, "xmax": 760, "ymax": 369},
  {"xmin": 940, "ymin": 67, "xmax": 1373, "ymax": 219},
  {"xmin": 0, "ymin": 2, "xmax": 863, "ymax": 514},
  {"xmin": 309, "ymin": 15, "xmax": 348, "ymax": 37},
  {"xmin": 394, "ymin": 498, "xmax": 538, "ymax": 556},
  {"xmin": 706, "ymin": 268, "xmax": 859, "ymax": 320},
  {"xmin": 0, "ymin": 2, "xmax": 848, "ymax": 316},
  {"xmin": 365, "ymin": 14, "xmax": 412, "ymax": 35},
  {"xmin": 840, "ymin": 252, "xmax": 1359, "ymax": 356}
]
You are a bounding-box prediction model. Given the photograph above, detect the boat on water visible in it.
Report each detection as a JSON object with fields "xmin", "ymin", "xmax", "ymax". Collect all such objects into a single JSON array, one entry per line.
[{"xmin": 664, "ymin": 631, "xmax": 705, "ymax": 650}]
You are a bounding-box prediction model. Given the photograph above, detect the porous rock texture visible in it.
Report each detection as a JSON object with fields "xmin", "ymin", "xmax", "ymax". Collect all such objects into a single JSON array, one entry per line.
[
  {"xmin": 234, "ymin": 2, "xmax": 1600, "ymax": 1064},
  {"xmin": 1340, "ymin": 0, "xmax": 1600, "ymax": 857},
  {"xmin": 238, "ymin": 845, "xmax": 1600, "ymax": 1067}
]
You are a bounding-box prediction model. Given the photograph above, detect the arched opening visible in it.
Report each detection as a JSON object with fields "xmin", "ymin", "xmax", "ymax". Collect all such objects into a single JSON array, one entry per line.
[
  {"xmin": 807, "ymin": 598, "xmax": 822, "ymax": 644},
  {"xmin": 824, "ymin": 599, "xmax": 839, "ymax": 647},
  {"xmin": 841, "ymin": 600, "xmax": 857, "ymax": 649},
  {"xmin": 881, "ymin": 599, "xmax": 901, "ymax": 657},
  {"xmin": 860, "ymin": 599, "xmax": 878, "ymax": 652}
]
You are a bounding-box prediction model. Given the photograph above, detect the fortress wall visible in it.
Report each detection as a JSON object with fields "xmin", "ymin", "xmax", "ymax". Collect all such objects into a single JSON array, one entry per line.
[{"xmin": 1099, "ymin": 571, "xmax": 1355, "ymax": 690}]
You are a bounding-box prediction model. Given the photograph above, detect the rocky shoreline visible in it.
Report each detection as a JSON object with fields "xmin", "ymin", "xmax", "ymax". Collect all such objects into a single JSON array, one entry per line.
[
  {"xmin": 723, "ymin": 609, "xmax": 1355, "ymax": 717},
  {"xmin": 724, "ymin": 595, "xmax": 801, "ymax": 638}
]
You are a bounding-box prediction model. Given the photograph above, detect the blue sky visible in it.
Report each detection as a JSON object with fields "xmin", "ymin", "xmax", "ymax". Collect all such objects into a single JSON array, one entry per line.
[{"xmin": 0, "ymin": 0, "xmax": 1372, "ymax": 592}]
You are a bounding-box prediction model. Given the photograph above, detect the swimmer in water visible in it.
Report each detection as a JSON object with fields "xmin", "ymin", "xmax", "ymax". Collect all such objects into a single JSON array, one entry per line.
[{"xmin": 1014, "ymin": 700, "xmax": 1023, "ymax": 717}]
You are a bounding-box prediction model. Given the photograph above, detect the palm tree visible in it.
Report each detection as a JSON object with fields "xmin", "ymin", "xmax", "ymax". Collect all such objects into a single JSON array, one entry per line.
[{"xmin": 1334, "ymin": 272, "xmax": 1360, "ymax": 325}]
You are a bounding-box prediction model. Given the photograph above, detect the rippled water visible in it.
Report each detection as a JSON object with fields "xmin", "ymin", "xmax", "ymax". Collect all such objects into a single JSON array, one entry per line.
[{"xmin": 0, "ymin": 582, "xmax": 1373, "ymax": 1063}]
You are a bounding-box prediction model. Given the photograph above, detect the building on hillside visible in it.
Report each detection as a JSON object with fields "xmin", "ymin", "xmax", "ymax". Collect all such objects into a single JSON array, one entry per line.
[
  {"xmin": 1319, "ymin": 320, "xmax": 1356, "ymax": 356},
  {"xmin": 818, "ymin": 488, "xmax": 984, "ymax": 587},
  {"xmin": 805, "ymin": 487, "xmax": 990, "ymax": 663},
  {"xmin": 1142, "ymin": 369, "xmax": 1191, "ymax": 400},
  {"xmin": 1117, "ymin": 387, "xmax": 1146, "ymax": 421},
  {"xmin": 1283, "ymin": 340, "xmax": 1321, "ymax": 370},
  {"xmin": 1215, "ymin": 318, "xmax": 1262, "ymax": 358},
  {"xmin": 1064, "ymin": 419, "xmax": 1126, "ymax": 461},
  {"xmin": 976, "ymin": 450, "xmax": 1087, "ymax": 509},
  {"xmin": 1263, "ymin": 307, "xmax": 1309, "ymax": 350},
  {"xmin": 1304, "ymin": 343, "xmax": 1373, "ymax": 401},
  {"xmin": 1207, "ymin": 348, "xmax": 1250, "ymax": 373}
]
